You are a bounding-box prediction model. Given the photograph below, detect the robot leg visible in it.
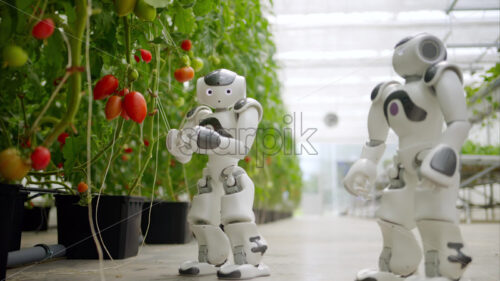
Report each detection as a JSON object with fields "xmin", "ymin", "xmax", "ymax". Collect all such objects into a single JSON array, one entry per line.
[
  {"xmin": 415, "ymin": 176, "xmax": 472, "ymax": 280},
  {"xmin": 179, "ymin": 170, "xmax": 230, "ymax": 276},
  {"xmin": 217, "ymin": 166, "xmax": 270, "ymax": 280},
  {"xmin": 357, "ymin": 169, "xmax": 422, "ymax": 281}
]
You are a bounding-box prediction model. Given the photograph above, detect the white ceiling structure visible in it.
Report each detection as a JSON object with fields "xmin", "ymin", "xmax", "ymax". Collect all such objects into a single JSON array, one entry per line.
[{"xmin": 270, "ymin": 0, "xmax": 500, "ymax": 144}]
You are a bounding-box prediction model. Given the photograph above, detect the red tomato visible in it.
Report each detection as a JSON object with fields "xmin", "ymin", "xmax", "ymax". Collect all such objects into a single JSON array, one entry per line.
[
  {"xmin": 181, "ymin": 39, "xmax": 192, "ymax": 51},
  {"xmin": 266, "ymin": 156, "xmax": 272, "ymax": 165},
  {"xmin": 21, "ymin": 138, "xmax": 31, "ymax": 148},
  {"xmin": 124, "ymin": 147, "xmax": 133, "ymax": 153},
  {"xmin": 121, "ymin": 154, "xmax": 129, "ymax": 161},
  {"xmin": 121, "ymin": 106, "xmax": 130, "ymax": 120},
  {"xmin": 244, "ymin": 156, "xmax": 251, "ymax": 163},
  {"xmin": 140, "ymin": 49, "xmax": 152, "ymax": 63},
  {"xmin": 105, "ymin": 96, "xmax": 123, "ymax": 121},
  {"xmin": 123, "ymin": 91, "xmax": 147, "ymax": 123},
  {"xmin": 143, "ymin": 138, "xmax": 150, "ymax": 147},
  {"xmin": 174, "ymin": 66, "xmax": 194, "ymax": 83},
  {"xmin": 57, "ymin": 162, "xmax": 63, "ymax": 168},
  {"xmin": 57, "ymin": 132, "xmax": 69, "ymax": 145},
  {"xmin": 93, "ymin": 75, "xmax": 119, "ymax": 100},
  {"xmin": 77, "ymin": 182, "xmax": 88, "ymax": 193},
  {"xmin": 32, "ymin": 18, "xmax": 55, "ymax": 39},
  {"xmin": 134, "ymin": 55, "xmax": 140, "ymax": 63},
  {"xmin": 117, "ymin": 88, "xmax": 129, "ymax": 97},
  {"xmin": 31, "ymin": 146, "xmax": 51, "ymax": 170}
]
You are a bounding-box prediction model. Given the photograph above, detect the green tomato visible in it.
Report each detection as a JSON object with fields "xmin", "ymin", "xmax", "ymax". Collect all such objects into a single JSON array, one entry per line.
[
  {"xmin": 174, "ymin": 97, "xmax": 185, "ymax": 107},
  {"xmin": 187, "ymin": 50, "xmax": 194, "ymax": 58},
  {"xmin": 181, "ymin": 54, "xmax": 190, "ymax": 66},
  {"xmin": 115, "ymin": 0, "xmax": 137, "ymax": 16},
  {"xmin": 209, "ymin": 55, "xmax": 220, "ymax": 66},
  {"xmin": 192, "ymin": 57, "xmax": 204, "ymax": 72},
  {"xmin": 134, "ymin": 0, "xmax": 156, "ymax": 21},
  {"xmin": 3, "ymin": 45, "xmax": 28, "ymax": 67},
  {"xmin": 128, "ymin": 68, "xmax": 139, "ymax": 82}
]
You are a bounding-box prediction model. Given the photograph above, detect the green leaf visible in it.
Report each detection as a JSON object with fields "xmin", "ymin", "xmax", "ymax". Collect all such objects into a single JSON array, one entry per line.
[
  {"xmin": 174, "ymin": 8, "xmax": 197, "ymax": 35},
  {"xmin": 144, "ymin": 0, "xmax": 169, "ymax": 8},
  {"xmin": 193, "ymin": 0, "xmax": 213, "ymax": 16}
]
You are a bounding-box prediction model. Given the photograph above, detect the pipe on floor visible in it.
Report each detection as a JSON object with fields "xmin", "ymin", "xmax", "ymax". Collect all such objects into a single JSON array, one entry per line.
[{"xmin": 7, "ymin": 244, "xmax": 66, "ymax": 268}]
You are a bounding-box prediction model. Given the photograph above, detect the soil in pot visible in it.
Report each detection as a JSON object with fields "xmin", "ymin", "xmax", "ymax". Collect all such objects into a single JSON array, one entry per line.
[
  {"xmin": 141, "ymin": 201, "xmax": 192, "ymax": 244},
  {"xmin": 55, "ymin": 195, "xmax": 144, "ymax": 259}
]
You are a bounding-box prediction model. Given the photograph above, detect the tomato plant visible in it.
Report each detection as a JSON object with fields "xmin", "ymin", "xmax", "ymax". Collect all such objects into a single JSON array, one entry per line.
[{"xmin": 0, "ymin": 0, "xmax": 302, "ymax": 213}]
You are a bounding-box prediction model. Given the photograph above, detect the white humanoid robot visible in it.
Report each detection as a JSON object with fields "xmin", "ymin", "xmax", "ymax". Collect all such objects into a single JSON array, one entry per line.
[
  {"xmin": 166, "ymin": 69, "xmax": 270, "ymax": 279},
  {"xmin": 343, "ymin": 34, "xmax": 472, "ymax": 281}
]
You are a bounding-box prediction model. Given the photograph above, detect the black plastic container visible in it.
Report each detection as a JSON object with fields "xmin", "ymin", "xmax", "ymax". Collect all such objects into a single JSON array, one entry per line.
[
  {"xmin": 55, "ymin": 195, "xmax": 144, "ymax": 259},
  {"xmin": 0, "ymin": 184, "xmax": 27, "ymax": 280},
  {"xmin": 22, "ymin": 206, "xmax": 51, "ymax": 231},
  {"xmin": 141, "ymin": 201, "xmax": 191, "ymax": 244}
]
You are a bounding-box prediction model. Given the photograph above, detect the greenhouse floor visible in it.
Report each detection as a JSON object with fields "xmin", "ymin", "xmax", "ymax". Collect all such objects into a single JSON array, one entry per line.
[{"xmin": 6, "ymin": 216, "xmax": 500, "ymax": 281}]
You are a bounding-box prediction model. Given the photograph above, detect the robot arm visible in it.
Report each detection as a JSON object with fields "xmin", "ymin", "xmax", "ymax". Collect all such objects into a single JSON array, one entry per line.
[
  {"xmin": 420, "ymin": 63, "xmax": 471, "ymax": 186},
  {"xmin": 343, "ymin": 82, "xmax": 399, "ymax": 197},
  {"xmin": 166, "ymin": 106, "xmax": 212, "ymax": 164},
  {"xmin": 187, "ymin": 99, "xmax": 262, "ymax": 160}
]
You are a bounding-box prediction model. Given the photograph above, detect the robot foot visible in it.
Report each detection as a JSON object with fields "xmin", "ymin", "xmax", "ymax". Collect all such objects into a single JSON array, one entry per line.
[
  {"xmin": 217, "ymin": 263, "xmax": 270, "ymax": 280},
  {"xmin": 356, "ymin": 269, "xmax": 406, "ymax": 281},
  {"xmin": 178, "ymin": 260, "xmax": 220, "ymax": 276}
]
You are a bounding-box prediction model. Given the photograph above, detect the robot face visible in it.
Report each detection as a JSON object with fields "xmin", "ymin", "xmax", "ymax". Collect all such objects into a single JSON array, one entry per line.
[
  {"xmin": 196, "ymin": 69, "xmax": 246, "ymax": 109},
  {"xmin": 392, "ymin": 33, "xmax": 447, "ymax": 78}
]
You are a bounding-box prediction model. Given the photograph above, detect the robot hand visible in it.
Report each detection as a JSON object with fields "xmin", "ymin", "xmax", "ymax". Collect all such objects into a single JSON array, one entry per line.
[
  {"xmin": 343, "ymin": 159, "xmax": 377, "ymax": 199},
  {"xmin": 419, "ymin": 144, "xmax": 458, "ymax": 188},
  {"xmin": 166, "ymin": 129, "xmax": 192, "ymax": 164}
]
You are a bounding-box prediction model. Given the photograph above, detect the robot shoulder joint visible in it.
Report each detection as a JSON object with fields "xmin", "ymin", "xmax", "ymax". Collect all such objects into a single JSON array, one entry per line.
[
  {"xmin": 233, "ymin": 98, "xmax": 263, "ymax": 122},
  {"xmin": 424, "ymin": 62, "xmax": 463, "ymax": 87},
  {"xmin": 371, "ymin": 81, "xmax": 401, "ymax": 103}
]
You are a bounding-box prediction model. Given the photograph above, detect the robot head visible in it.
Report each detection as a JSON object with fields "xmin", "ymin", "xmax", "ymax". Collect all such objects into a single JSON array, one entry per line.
[
  {"xmin": 196, "ymin": 69, "xmax": 246, "ymax": 109},
  {"xmin": 392, "ymin": 33, "xmax": 447, "ymax": 78}
]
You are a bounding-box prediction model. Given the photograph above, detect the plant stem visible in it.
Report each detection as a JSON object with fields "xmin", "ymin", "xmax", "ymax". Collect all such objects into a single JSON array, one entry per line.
[
  {"xmin": 27, "ymin": 180, "xmax": 73, "ymax": 194},
  {"xmin": 128, "ymin": 41, "xmax": 160, "ymax": 195},
  {"xmin": 0, "ymin": 118, "xmax": 12, "ymax": 147},
  {"xmin": 42, "ymin": 0, "xmax": 87, "ymax": 147},
  {"xmin": 165, "ymin": 154, "xmax": 175, "ymax": 201},
  {"xmin": 30, "ymin": 71, "xmax": 71, "ymax": 138},
  {"xmin": 123, "ymin": 16, "xmax": 131, "ymax": 65},
  {"xmin": 18, "ymin": 94, "xmax": 29, "ymax": 132}
]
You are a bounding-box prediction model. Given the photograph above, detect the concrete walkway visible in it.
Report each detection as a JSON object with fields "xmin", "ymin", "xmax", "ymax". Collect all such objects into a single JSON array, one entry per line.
[{"xmin": 6, "ymin": 217, "xmax": 500, "ymax": 281}]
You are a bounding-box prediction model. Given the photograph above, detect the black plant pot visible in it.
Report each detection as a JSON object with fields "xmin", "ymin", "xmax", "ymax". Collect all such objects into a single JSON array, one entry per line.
[
  {"xmin": 55, "ymin": 195, "xmax": 144, "ymax": 259},
  {"xmin": 141, "ymin": 201, "xmax": 191, "ymax": 244},
  {"xmin": 22, "ymin": 206, "xmax": 51, "ymax": 231},
  {"xmin": 0, "ymin": 184, "xmax": 27, "ymax": 280}
]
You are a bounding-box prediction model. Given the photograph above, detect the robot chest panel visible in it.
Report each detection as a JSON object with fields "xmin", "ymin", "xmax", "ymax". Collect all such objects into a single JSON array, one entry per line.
[
  {"xmin": 199, "ymin": 111, "xmax": 238, "ymax": 138},
  {"xmin": 383, "ymin": 82, "xmax": 442, "ymax": 137}
]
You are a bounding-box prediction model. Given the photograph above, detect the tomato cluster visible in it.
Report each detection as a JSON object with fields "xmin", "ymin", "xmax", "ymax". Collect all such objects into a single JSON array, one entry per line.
[
  {"xmin": 173, "ymin": 38, "xmax": 204, "ymax": 83},
  {"xmin": 93, "ymin": 75, "xmax": 147, "ymax": 124}
]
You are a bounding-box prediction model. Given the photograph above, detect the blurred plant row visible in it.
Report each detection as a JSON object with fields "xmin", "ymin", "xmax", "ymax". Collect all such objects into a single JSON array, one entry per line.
[{"xmin": 0, "ymin": 0, "xmax": 302, "ymax": 212}]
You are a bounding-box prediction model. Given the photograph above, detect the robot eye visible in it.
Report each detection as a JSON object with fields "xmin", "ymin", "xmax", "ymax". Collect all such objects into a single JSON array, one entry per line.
[
  {"xmin": 225, "ymin": 89, "xmax": 232, "ymax": 95},
  {"xmin": 206, "ymin": 89, "xmax": 213, "ymax": 96},
  {"xmin": 420, "ymin": 39, "xmax": 440, "ymax": 61}
]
